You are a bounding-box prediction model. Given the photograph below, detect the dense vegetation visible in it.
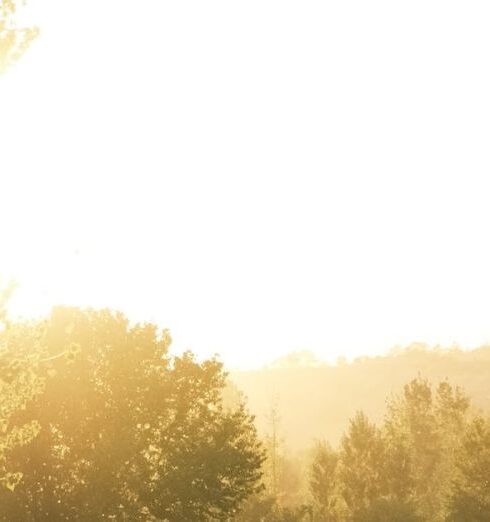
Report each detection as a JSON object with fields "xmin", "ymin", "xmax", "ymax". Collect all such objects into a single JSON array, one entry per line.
[
  {"xmin": 0, "ymin": 304, "xmax": 265, "ymax": 521},
  {"xmin": 235, "ymin": 376, "xmax": 490, "ymax": 521},
  {"xmin": 2, "ymin": 280, "xmax": 490, "ymax": 521}
]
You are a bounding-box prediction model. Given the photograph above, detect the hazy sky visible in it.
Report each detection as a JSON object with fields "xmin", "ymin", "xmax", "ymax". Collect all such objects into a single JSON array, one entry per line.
[{"xmin": 2, "ymin": 0, "xmax": 490, "ymax": 368}]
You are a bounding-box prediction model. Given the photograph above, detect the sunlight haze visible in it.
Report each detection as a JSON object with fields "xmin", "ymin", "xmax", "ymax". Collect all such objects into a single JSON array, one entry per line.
[{"xmin": 2, "ymin": 0, "xmax": 490, "ymax": 369}]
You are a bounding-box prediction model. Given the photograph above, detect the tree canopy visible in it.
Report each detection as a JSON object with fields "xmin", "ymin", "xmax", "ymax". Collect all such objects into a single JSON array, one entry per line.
[
  {"xmin": 0, "ymin": 306, "xmax": 265, "ymax": 521},
  {"xmin": 308, "ymin": 377, "xmax": 476, "ymax": 521}
]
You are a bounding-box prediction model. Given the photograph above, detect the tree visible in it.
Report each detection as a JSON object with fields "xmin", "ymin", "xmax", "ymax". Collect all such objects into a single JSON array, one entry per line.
[
  {"xmin": 0, "ymin": 0, "xmax": 39, "ymax": 73},
  {"xmin": 448, "ymin": 415, "xmax": 490, "ymax": 521},
  {"xmin": 338, "ymin": 411, "xmax": 384, "ymax": 516},
  {"xmin": 263, "ymin": 399, "xmax": 305, "ymax": 509},
  {"xmin": 383, "ymin": 378, "xmax": 470, "ymax": 521},
  {"xmin": 136, "ymin": 354, "xmax": 265, "ymax": 521},
  {"xmin": 237, "ymin": 398, "xmax": 308, "ymax": 522},
  {"xmin": 0, "ymin": 306, "xmax": 265, "ymax": 521},
  {"xmin": 352, "ymin": 498, "xmax": 421, "ymax": 522},
  {"xmin": 0, "ymin": 283, "xmax": 43, "ymax": 494},
  {"xmin": 309, "ymin": 441, "xmax": 340, "ymax": 521},
  {"xmin": 235, "ymin": 492, "xmax": 277, "ymax": 521},
  {"xmin": 264, "ymin": 399, "xmax": 282, "ymax": 498}
]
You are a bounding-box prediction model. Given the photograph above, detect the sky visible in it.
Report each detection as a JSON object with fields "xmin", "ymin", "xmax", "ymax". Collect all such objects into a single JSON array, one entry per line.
[{"xmin": 2, "ymin": 0, "xmax": 490, "ymax": 369}]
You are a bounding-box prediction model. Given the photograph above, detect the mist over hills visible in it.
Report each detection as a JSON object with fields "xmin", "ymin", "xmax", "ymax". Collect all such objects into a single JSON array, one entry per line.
[{"xmin": 231, "ymin": 344, "xmax": 490, "ymax": 449}]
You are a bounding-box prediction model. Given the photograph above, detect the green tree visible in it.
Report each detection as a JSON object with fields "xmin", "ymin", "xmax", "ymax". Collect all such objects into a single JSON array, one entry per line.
[
  {"xmin": 352, "ymin": 497, "xmax": 421, "ymax": 522},
  {"xmin": 338, "ymin": 411, "xmax": 384, "ymax": 517},
  {"xmin": 0, "ymin": 0, "xmax": 38, "ymax": 73},
  {"xmin": 0, "ymin": 306, "xmax": 265, "ymax": 521},
  {"xmin": 234, "ymin": 491, "xmax": 277, "ymax": 522},
  {"xmin": 383, "ymin": 378, "xmax": 469, "ymax": 521},
  {"xmin": 309, "ymin": 441, "xmax": 340, "ymax": 521},
  {"xmin": 448, "ymin": 415, "xmax": 490, "ymax": 521}
]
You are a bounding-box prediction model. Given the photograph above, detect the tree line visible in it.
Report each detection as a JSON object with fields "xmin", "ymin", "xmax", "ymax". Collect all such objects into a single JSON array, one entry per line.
[
  {"xmin": 232, "ymin": 344, "xmax": 490, "ymax": 450},
  {"xmin": 307, "ymin": 377, "xmax": 490, "ymax": 521},
  {"xmin": 2, "ymin": 295, "xmax": 490, "ymax": 520},
  {"xmin": 237, "ymin": 378, "xmax": 490, "ymax": 521}
]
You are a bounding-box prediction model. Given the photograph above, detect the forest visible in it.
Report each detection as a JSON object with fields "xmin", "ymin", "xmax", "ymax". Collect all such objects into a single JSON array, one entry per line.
[{"xmin": 1, "ymin": 296, "xmax": 490, "ymax": 521}]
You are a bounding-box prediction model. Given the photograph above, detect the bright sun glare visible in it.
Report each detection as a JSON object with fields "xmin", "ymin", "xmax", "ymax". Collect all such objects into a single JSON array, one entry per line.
[{"xmin": 2, "ymin": 0, "xmax": 490, "ymax": 369}]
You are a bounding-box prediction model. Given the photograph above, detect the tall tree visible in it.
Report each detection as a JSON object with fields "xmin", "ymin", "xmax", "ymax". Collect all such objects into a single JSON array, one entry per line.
[
  {"xmin": 384, "ymin": 378, "xmax": 470, "ymax": 521},
  {"xmin": 338, "ymin": 411, "xmax": 384, "ymax": 517},
  {"xmin": 264, "ymin": 399, "xmax": 282, "ymax": 498}
]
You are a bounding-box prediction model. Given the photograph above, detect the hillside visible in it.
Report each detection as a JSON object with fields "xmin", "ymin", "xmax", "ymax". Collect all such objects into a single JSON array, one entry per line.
[{"xmin": 231, "ymin": 344, "xmax": 490, "ymax": 449}]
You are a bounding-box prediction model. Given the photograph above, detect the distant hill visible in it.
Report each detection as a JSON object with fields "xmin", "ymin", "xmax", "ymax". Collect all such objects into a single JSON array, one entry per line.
[{"xmin": 230, "ymin": 344, "xmax": 490, "ymax": 449}]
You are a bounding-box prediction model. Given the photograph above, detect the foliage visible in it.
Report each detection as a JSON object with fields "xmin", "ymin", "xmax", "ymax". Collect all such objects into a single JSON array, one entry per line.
[
  {"xmin": 0, "ymin": 307, "xmax": 265, "ymax": 521},
  {"xmin": 352, "ymin": 497, "xmax": 421, "ymax": 522},
  {"xmin": 309, "ymin": 441, "xmax": 340, "ymax": 521},
  {"xmin": 1, "ymin": 297, "xmax": 489, "ymax": 521},
  {"xmin": 268, "ymin": 504, "xmax": 312, "ymax": 521},
  {"xmin": 383, "ymin": 378, "xmax": 469, "ymax": 520},
  {"xmin": 0, "ymin": 284, "xmax": 43, "ymax": 493},
  {"xmin": 308, "ymin": 377, "xmax": 473, "ymax": 522},
  {"xmin": 338, "ymin": 411, "xmax": 384, "ymax": 514},
  {"xmin": 0, "ymin": 0, "xmax": 38, "ymax": 73},
  {"xmin": 237, "ymin": 400, "xmax": 309, "ymax": 521},
  {"xmin": 234, "ymin": 492, "xmax": 277, "ymax": 521},
  {"xmin": 235, "ymin": 493, "xmax": 311, "ymax": 522},
  {"xmin": 447, "ymin": 415, "xmax": 490, "ymax": 521}
]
